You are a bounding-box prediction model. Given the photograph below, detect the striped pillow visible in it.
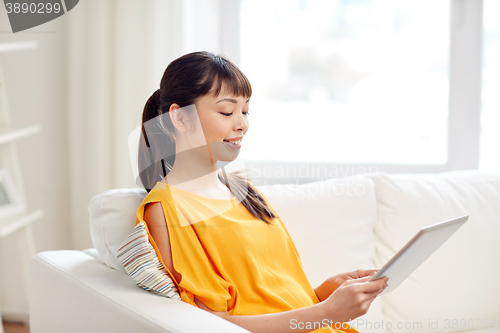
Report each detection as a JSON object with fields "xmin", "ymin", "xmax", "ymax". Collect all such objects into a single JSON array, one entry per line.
[{"xmin": 117, "ymin": 221, "xmax": 181, "ymax": 300}]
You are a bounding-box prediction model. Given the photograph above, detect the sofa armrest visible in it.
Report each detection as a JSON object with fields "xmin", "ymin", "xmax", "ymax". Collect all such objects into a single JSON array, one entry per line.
[{"xmin": 30, "ymin": 250, "xmax": 250, "ymax": 333}]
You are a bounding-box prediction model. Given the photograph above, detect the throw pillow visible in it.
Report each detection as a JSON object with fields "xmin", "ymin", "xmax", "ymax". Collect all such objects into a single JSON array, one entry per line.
[{"xmin": 117, "ymin": 221, "xmax": 181, "ymax": 300}]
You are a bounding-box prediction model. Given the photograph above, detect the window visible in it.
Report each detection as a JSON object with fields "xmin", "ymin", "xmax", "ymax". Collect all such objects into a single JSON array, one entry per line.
[{"xmin": 240, "ymin": 0, "xmax": 450, "ymax": 165}]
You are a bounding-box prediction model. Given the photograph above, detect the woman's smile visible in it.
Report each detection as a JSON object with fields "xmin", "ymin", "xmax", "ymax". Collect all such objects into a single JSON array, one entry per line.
[{"xmin": 223, "ymin": 136, "xmax": 243, "ymax": 149}]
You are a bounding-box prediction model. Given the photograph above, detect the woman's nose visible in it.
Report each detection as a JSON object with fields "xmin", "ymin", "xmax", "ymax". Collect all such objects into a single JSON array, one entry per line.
[{"xmin": 234, "ymin": 112, "xmax": 249, "ymax": 132}]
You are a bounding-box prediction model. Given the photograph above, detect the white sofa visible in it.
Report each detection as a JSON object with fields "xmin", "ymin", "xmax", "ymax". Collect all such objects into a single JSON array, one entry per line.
[{"xmin": 30, "ymin": 171, "xmax": 500, "ymax": 333}]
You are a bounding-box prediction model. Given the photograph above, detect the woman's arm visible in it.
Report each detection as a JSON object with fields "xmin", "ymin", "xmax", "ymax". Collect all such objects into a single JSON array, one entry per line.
[
  {"xmin": 144, "ymin": 203, "xmax": 387, "ymax": 333},
  {"xmin": 143, "ymin": 202, "xmax": 183, "ymax": 282},
  {"xmin": 196, "ymin": 276, "xmax": 387, "ymax": 333},
  {"xmin": 194, "ymin": 296, "xmax": 328, "ymax": 333}
]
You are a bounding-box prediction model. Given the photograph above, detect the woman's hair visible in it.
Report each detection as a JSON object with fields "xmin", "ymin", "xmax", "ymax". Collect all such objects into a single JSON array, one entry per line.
[{"xmin": 138, "ymin": 51, "xmax": 277, "ymax": 224}]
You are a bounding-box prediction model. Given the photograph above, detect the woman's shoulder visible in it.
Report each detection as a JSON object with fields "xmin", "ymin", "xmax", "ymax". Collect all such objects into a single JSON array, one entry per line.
[{"xmin": 143, "ymin": 201, "xmax": 164, "ymax": 222}]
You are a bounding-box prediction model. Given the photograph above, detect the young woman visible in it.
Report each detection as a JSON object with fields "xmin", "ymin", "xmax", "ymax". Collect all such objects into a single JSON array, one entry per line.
[{"xmin": 136, "ymin": 51, "xmax": 388, "ymax": 333}]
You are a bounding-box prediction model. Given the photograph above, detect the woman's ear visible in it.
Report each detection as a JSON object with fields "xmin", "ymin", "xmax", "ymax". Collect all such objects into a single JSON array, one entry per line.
[{"xmin": 169, "ymin": 103, "xmax": 189, "ymax": 133}]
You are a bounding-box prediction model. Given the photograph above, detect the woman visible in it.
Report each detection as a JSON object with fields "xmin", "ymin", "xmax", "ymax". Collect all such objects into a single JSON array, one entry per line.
[{"xmin": 136, "ymin": 51, "xmax": 388, "ymax": 333}]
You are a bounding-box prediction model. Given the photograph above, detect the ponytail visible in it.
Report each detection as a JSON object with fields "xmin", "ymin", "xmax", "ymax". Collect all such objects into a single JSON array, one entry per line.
[{"xmin": 138, "ymin": 89, "xmax": 176, "ymax": 192}]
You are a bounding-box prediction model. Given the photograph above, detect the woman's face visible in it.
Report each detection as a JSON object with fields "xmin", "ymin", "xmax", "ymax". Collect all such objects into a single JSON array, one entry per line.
[{"xmin": 193, "ymin": 85, "xmax": 250, "ymax": 162}]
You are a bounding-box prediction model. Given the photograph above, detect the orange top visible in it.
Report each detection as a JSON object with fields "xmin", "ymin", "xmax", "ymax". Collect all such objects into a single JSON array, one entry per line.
[{"xmin": 135, "ymin": 181, "xmax": 359, "ymax": 333}]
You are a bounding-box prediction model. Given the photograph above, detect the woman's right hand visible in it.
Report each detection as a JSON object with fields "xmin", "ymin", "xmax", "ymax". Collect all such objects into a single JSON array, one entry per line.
[{"xmin": 321, "ymin": 275, "xmax": 388, "ymax": 324}]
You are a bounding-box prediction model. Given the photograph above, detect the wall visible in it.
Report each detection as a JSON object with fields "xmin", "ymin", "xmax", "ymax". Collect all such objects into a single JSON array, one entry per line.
[{"xmin": 0, "ymin": 10, "xmax": 71, "ymax": 321}]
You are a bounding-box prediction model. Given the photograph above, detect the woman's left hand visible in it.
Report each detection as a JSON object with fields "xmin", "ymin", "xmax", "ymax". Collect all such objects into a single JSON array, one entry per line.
[{"xmin": 314, "ymin": 268, "xmax": 379, "ymax": 302}]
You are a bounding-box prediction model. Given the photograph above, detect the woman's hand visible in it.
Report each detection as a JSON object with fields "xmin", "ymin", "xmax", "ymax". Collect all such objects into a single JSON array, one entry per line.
[
  {"xmin": 315, "ymin": 268, "xmax": 379, "ymax": 302},
  {"xmin": 320, "ymin": 275, "xmax": 388, "ymax": 324},
  {"xmin": 329, "ymin": 268, "xmax": 379, "ymax": 291}
]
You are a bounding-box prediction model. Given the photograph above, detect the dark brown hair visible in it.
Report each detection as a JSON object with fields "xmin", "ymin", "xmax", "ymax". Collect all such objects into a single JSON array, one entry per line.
[{"xmin": 138, "ymin": 51, "xmax": 277, "ymax": 224}]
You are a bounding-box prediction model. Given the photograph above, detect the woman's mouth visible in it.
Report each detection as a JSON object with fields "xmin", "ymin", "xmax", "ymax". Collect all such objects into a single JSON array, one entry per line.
[{"xmin": 223, "ymin": 139, "xmax": 242, "ymax": 149}]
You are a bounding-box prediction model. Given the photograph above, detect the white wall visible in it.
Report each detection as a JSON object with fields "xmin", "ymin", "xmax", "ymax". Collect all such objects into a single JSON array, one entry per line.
[{"xmin": 0, "ymin": 11, "xmax": 71, "ymax": 320}]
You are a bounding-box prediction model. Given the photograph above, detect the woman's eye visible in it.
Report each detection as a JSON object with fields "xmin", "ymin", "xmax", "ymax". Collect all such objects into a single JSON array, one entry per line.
[{"xmin": 220, "ymin": 111, "xmax": 250, "ymax": 116}]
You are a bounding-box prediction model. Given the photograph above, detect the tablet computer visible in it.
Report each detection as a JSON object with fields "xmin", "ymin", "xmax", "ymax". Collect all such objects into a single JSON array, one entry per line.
[{"xmin": 370, "ymin": 215, "xmax": 469, "ymax": 295}]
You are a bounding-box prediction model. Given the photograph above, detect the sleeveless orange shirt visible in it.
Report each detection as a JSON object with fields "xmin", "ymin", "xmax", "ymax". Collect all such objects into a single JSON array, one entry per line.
[{"xmin": 135, "ymin": 181, "xmax": 358, "ymax": 333}]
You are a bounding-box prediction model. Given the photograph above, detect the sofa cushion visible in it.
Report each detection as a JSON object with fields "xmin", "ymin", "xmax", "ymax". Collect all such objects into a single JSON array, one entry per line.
[
  {"xmin": 89, "ymin": 188, "xmax": 147, "ymax": 273},
  {"xmin": 372, "ymin": 171, "xmax": 500, "ymax": 333}
]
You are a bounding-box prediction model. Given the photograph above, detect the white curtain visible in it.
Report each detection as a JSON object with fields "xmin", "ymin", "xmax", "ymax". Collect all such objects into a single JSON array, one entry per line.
[{"xmin": 68, "ymin": 0, "xmax": 227, "ymax": 249}]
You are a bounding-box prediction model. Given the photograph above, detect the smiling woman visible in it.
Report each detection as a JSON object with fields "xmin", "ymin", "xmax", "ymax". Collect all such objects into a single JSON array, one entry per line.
[{"xmin": 133, "ymin": 51, "xmax": 387, "ymax": 333}]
